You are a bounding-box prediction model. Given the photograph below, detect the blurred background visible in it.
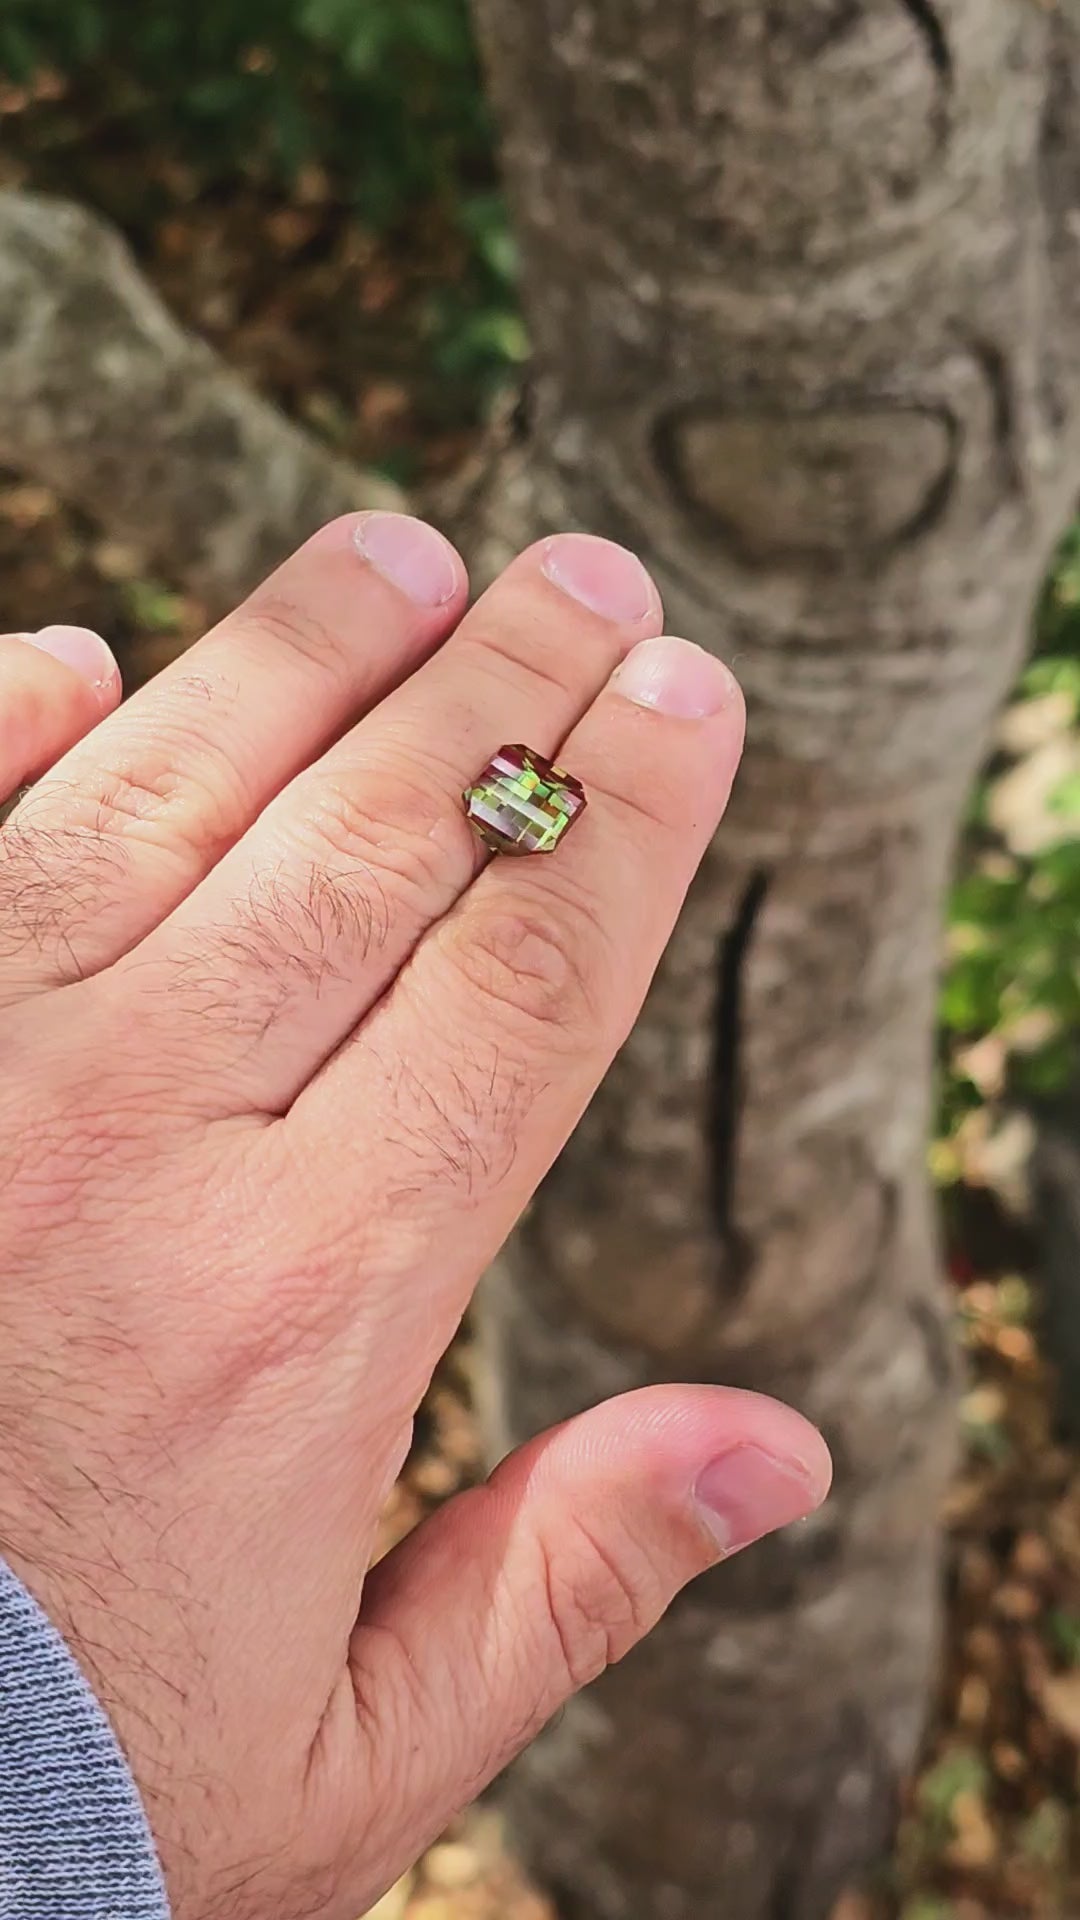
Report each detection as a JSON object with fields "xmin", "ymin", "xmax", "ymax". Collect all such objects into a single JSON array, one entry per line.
[{"xmin": 0, "ymin": 5, "xmax": 1078, "ymax": 1919}]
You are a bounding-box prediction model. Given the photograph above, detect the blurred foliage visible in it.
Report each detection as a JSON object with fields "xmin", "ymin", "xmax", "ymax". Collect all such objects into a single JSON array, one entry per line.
[
  {"xmin": 1047, "ymin": 1609, "xmax": 1080, "ymax": 1666},
  {"xmin": 940, "ymin": 528, "xmax": 1080, "ymax": 1143},
  {"xmin": 0, "ymin": 0, "xmax": 522, "ymax": 401},
  {"xmin": 0, "ymin": 0, "xmax": 487, "ymax": 219}
]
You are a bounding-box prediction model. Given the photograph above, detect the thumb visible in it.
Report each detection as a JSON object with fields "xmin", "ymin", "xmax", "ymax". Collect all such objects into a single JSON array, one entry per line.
[{"xmin": 344, "ymin": 1384, "xmax": 831, "ymax": 1898}]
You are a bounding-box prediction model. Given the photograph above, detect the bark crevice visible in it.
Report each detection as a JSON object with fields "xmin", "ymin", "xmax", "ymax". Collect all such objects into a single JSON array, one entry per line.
[
  {"xmin": 962, "ymin": 330, "xmax": 1024, "ymax": 496},
  {"xmin": 897, "ymin": 0, "xmax": 952, "ymax": 87},
  {"xmin": 896, "ymin": 0, "xmax": 953, "ymax": 153},
  {"xmin": 710, "ymin": 867, "xmax": 770, "ymax": 1286}
]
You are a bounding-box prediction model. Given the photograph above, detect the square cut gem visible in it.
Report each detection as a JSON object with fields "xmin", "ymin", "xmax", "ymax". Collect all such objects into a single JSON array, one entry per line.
[{"xmin": 464, "ymin": 744, "xmax": 587, "ymax": 856}]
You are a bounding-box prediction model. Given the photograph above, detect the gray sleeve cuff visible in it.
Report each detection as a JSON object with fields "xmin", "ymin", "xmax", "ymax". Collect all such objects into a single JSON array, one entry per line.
[{"xmin": 0, "ymin": 1555, "xmax": 171, "ymax": 1919}]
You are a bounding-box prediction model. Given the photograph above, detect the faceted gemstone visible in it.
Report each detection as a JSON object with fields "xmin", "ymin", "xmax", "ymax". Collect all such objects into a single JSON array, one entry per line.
[{"xmin": 463, "ymin": 744, "xmax": 587, "ymax": 856}]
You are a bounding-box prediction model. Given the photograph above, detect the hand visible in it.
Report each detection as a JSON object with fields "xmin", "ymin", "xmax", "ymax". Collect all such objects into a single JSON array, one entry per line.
[{"xmin": 0, "ymin": 517, "xmax": 830, "ymax": 1920}]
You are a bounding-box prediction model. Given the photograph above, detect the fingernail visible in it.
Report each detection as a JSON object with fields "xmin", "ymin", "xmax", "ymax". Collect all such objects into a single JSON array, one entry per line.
[
  {"xmin": 542, "ymin": 533, "xmax": 659, "ymax": 625},
  {"xmin": 24, "ymin": 626, "xmax": 121, "ymax": 706},
  {"xmin": 611, "ymin": 635, "xmax": 740, "ymax": 719},
  {"xmin": 353, "ymin": 512, "xmax": 461, "ymax": 609},
  {"xmin": 693, "ymin": 1444, "xmax": 827, "ymax": 1556}
]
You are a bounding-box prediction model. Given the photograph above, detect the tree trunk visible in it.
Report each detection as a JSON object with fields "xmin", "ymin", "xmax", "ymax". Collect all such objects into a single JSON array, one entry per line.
[
  {"xmin": 465, "ymin": 3, "xmax": 1080, "ymax": 1915},
  {"xmin": 0, "ymin": 192, "xmax": 401, "ymax": 613}
]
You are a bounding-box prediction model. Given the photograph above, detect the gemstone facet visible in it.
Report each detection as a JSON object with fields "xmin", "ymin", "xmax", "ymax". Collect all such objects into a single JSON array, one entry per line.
[{"xmin": 463, "ymin": 744, "xmax": 587, "ymax": 856}]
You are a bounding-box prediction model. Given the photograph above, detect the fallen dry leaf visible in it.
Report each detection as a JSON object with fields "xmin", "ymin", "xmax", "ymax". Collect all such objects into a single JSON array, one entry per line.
[
  {"xmin": 947, "ymin": 1789, "xmax": 999, "ymax": 1868},
  {"xmin": 364, "ymin": 1873, "xmax": 415, "ymax": 1920},
  {"xmin": 1039, "ymin": 1670, "xmax": 1080, "ymax": 1745},
  {"xmin": 423, "ymin": 1846, "xmax": 480, "ymax": 1893},
  {"xmin": 988, "ymin": 735, "xmax": 1080, "ymax": 855}
]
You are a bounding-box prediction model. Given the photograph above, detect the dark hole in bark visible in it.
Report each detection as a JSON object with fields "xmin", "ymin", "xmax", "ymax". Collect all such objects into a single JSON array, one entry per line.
[
  {"xmin": 898, "ymin": 0, "xmax": 953, "ymax": 85},
  {"xmin": 711, "ymin": 868, "xmax": 770, "ymax": 1279}
]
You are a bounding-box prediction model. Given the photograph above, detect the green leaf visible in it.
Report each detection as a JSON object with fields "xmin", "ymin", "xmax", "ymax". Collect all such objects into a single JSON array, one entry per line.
[
  {"xmin": 0, "ymin": 20, "xmax": 41, "ymax": 82},
  {"xmin": 1048, "ymin": 769, "xmax": 1080, "ymax": 817},
  {"xmin": 940, "ymin": 958, "xmax": 1002, "ymax": 1035},
  {"xmin": 1018, "ymin": 1799, "xmax": 1069, "ymax": 1867},
  {"xmin": 1021, "ymin": 655, "xmax": 1080, "ymax": 706},
  {"xmin": 917, "ymin": 1747, "xmax": 990, "ymax": 1819},
  {"xmin": 122, "ymin": 579, "xmax": 186, "ymax": 634},
  {"xmin": 1047, "ymin": 1610, "xmax": 1080, "ymax": 1666}
]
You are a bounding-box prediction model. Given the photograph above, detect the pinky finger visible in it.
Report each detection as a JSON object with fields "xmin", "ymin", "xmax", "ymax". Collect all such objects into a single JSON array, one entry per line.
[{"xmin": 0, "ymin": 626, "xmax": 122, "ymax": 805}]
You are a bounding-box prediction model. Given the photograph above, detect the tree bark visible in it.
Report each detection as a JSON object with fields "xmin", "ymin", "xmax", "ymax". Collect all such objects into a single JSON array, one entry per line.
[
  {"xmin": 0, "ymin": 191, "xmax": 402, "ymax": 612},
  {"xmin": 465, "ymin": 3, "xmax": 1080, "ymax": 1915}
]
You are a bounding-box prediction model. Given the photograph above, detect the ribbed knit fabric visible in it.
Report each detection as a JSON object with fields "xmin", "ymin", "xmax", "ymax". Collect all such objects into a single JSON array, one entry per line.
[{"xmin": 0, "ymin": 1556, "xmax": 171, "ymax": 1919}]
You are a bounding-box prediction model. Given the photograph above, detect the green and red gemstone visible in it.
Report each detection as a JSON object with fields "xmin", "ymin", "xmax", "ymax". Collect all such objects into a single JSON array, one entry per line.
[{"xmin": 463, "ymin": 744, "xmax": 587, "ymax": 856}]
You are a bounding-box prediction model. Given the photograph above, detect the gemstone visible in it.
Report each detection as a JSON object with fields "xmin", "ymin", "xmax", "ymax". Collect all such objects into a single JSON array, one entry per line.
[{"xmin": 463, "ymin": 744, "xmax": 587, "ymax": 856}]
